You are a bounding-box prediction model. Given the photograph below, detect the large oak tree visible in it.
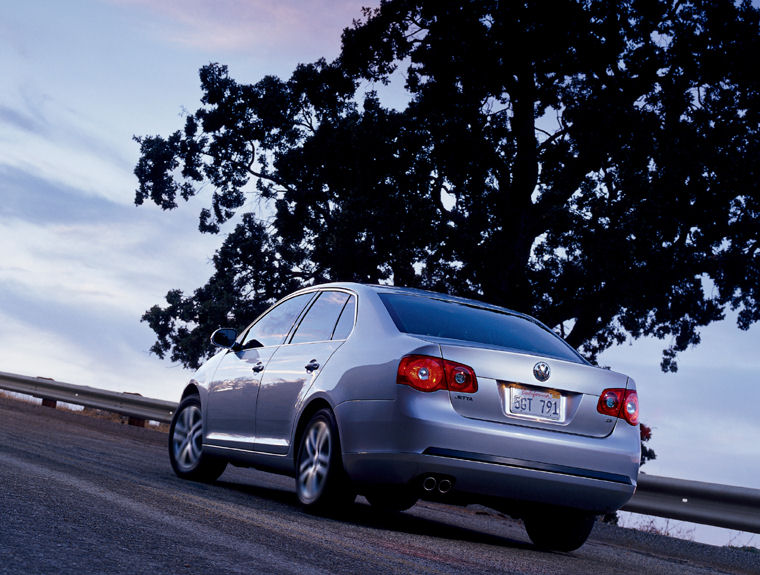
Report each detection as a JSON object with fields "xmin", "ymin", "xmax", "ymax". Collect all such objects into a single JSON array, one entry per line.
[{"xmin": 135, "ymin": 0, "xmax": 760, "ymax": 381}]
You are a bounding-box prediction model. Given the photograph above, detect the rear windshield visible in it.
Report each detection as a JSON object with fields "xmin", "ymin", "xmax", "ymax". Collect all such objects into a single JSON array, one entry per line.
[{"xmin": 379, "ymin": 293, "xmax": 584, "ymax": 363}]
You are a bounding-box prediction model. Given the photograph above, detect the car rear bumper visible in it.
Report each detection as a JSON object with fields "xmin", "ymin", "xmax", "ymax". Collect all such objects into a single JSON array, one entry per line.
[
  {"xmin": 343, "ymin": 449, "xmax": 635, "ymax": 513},
  {"xmin": 335, "ymin": 393, "xmax": 639, "ymax": 513}
]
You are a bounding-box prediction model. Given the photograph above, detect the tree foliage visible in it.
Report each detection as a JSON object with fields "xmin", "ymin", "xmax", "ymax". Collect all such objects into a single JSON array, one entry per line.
[
  {"xmin": 135, "ymin": 0, "xmax": 760, "ymax": 371},
  {"xmin": 640, "ymin": 423, "xmax": 656, "ymax": 466}
]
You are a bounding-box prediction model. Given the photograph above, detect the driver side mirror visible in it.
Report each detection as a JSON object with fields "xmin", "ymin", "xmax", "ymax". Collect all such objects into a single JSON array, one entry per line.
[{"xmin": 211, "ymin": 328, "xmax": 240, "ymax": 350}]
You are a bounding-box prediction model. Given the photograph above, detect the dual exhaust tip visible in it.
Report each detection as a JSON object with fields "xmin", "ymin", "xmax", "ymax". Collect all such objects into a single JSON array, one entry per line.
[{"xmin": 422, "ymin": 475, "xmax": 453, "ymax": 495}]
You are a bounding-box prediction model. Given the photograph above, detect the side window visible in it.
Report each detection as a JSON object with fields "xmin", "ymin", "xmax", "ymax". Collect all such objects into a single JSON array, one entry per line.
[
  {"xmin": 331, "ymin": 296, "xmax": 356, "ymax": 340},
  {"xmin": 242, "ymin": 293, "xmax": 314, "ymax": 348},
  {"xmin": 290, "ymin": 291, "xmax": 350, "ymax": 344}
]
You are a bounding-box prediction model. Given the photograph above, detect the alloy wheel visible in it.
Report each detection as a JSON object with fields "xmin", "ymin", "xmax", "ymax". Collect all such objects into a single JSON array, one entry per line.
[
  {"xmin": 297, "ymin": 419, "xmax": 332, "ymax": 503},
  {"xmin": 172, "ymin": 404, "xmax": 203, "ymax": 472}
]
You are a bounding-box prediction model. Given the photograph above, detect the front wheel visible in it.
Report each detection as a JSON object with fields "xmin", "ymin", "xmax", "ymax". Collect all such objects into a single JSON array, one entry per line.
[
  {"xmin": 295, "ymin": 408, "xmax": 354, "ymax": 510},
  {"xmin": 168, "ymin": 395, "xmax": 227, "ymax": 482},
  {"xmin": 523, "ymin": 507, "xmax": 596, "ymax": 552}
]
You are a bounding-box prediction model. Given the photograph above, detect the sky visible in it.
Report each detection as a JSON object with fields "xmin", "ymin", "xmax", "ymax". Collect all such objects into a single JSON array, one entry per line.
[{"xmin": 1, "ymin": 0, "xmax": 758, "ymax": 547}]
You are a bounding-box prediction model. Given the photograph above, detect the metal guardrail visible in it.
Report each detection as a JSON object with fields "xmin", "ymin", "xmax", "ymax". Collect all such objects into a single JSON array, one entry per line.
[
  {"xmin": 1, "ymin": 370, "xmax": 758, "ymax": 534},
  {"xmin": 624, "ymin": 474, "xmax": 760, "ymax": 534},
  {"xmin": 0, "ymin": 370, "xmax": 175, "ymax": 424}
]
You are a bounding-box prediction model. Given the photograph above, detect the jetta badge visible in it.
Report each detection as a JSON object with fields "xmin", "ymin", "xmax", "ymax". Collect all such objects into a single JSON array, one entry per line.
[{"xmin": 533, "ymin": 362, "xmax": 551, "ymax": 382}]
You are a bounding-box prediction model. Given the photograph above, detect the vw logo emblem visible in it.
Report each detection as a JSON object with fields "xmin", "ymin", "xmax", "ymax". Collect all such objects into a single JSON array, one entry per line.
[{"xmin": 533, "ymin": 362, "xmax": 551, "ymax": 382}]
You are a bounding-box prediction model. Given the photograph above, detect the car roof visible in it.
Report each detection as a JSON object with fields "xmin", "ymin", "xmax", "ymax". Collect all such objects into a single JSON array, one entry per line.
[{"xmin": 309, "ymin": 282, "xmax": 531, "ymax": 320}]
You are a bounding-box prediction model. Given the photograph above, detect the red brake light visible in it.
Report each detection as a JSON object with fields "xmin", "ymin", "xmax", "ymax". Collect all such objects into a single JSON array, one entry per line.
[
  {"xmin": 444, "ymin": 361, "xmax": 478, "ymax": 393},
  {"xmin": 623, "ymin": 390, "xmax": 639, "ymax": 426},
  {"xmin": 397, "ymin": 355, "xmax": 477, "ymax": 394},
  {"xmin": 597, "ymin": 388, "xmax": 639, "ymax": 426},
  {"xmin": 397, "ymin": 355, "xmax": 446, "ymax": 392},
  {"xmin": 597, "ymin": 389, "xmax": 623, "ymax": 417}
]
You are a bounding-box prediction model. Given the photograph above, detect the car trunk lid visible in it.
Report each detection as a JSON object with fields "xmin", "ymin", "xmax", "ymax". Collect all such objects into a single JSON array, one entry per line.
[{"xmin": 438, "ymin": 342, "xmax": 630, "ymax": 438}]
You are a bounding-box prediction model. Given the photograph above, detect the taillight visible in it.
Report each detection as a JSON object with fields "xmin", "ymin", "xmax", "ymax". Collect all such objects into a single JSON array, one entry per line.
[
  {"xmin": 445, "ymin": 361, "xmax": 477, "ymax": 393},
  {"xmin": 597, "ymin": 388, "xmax": 639, "ymax": 426},
  {"xmin": 397, "ymin": 355, "xmax": 446, "ymax": 392},
  {"xmin": 397, "ymin": 355, "xmax": 478, "ymax": 394}
]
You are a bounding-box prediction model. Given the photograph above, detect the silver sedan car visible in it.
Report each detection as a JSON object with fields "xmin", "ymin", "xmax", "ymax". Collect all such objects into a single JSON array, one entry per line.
[{"xmin": 168, "ymin": 283, "xmax": 640, "ymax": 551}]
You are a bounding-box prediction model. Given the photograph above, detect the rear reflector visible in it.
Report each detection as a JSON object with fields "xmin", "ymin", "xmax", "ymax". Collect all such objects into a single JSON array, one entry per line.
[
  {"xmin": 597, "ymin": 388, "xmax": 639, "ymax": 426},
  {"xmin": 398, "ymin": 355, "xmax": 478, "ymax": 393}
]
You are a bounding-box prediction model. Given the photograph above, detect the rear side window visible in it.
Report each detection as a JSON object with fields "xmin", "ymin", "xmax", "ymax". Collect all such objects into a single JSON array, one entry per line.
[
  {"xmin": 291, "ymin": 291, "xmax": 351, "ymax": 344},
  {"xmin": 331, "ymin": 296, "xmax": 356, "ymax": 340},
  {"xmin": 379, "ymin": 293, "xmax": 583, "ymax": 363}
]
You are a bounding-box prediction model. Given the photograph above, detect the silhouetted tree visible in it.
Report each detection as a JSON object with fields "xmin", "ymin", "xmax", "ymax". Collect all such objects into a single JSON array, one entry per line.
[
  {"xmin": 640, "ymin": 423, "xmax": 657, "ymax": 466},
  {"xmin": 135, "ymin": 0, "xmax": 760, "ymax": 371}
]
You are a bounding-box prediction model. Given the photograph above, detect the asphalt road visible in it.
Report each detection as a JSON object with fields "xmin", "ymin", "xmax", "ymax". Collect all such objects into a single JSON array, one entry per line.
[{"xmin": 0, "ymin": 395, "xmax": 757, "ymax": 575}]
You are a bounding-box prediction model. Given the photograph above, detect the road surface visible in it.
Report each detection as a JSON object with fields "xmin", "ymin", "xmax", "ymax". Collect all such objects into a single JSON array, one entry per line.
[{"xmin": 0, "ymin": 395, "xmax": 757, "ymax": 574}]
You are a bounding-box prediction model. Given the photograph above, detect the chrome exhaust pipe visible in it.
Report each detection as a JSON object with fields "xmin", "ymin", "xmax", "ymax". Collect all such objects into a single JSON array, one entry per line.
[
  {"xmin": 422, "ymin": 476, "xmax": 437, "ymax": 492},
  {"xmin": 438, "ymin": 479, "xmax": 453, "ymax": 494}
]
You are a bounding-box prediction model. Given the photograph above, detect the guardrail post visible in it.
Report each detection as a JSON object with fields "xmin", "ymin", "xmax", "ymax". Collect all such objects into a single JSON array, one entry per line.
[
  {"xmin": 127, "ymin": 416, "xmax": 146, "ymax": 427},
  {"xmin": 41, "ymin": 398, "xmax": 57, "ymax": 409}
]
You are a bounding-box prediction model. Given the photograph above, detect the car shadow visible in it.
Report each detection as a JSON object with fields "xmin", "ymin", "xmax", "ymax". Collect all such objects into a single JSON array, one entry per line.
[
  {"xmin": 212, "ymin": 475, "xmax": 531, "ymax": 551},
  {"xmin": 333, "ymin": 501, "xmax": 531, "ymax": 550}
]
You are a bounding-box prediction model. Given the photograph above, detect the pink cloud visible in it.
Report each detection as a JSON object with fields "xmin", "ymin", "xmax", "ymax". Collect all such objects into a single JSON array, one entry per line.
[{"xmin": 112, "ymin": 0, "xmax": 375, "ymax": 55}]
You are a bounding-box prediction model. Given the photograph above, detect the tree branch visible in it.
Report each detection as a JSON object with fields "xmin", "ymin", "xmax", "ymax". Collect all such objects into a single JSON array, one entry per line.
[
  {"xmin": 536, "ymin": 127, "xmax": 569, "ymax": 152},
  {"xmin": 200, "ymin": 150, "xmax": 297, "ymax": 196}
]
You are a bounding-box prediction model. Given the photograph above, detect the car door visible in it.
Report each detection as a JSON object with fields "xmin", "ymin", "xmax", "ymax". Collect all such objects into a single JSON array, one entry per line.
[
  {"xmin": 204, "ymin": 292, "xmax": 316, "ymax": 451},
  {"xmin": 254, "ymin": 290, "xmax": 355, "ymax": 454}
]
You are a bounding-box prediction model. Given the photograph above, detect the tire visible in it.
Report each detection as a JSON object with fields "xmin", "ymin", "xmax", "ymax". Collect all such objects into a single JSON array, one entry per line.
[
  {"xmin": 364, "ymin": 487, "xmax": 418, "ymax": 513},
  {"xmin": 168, "ymin": 395, "xmax": 227, "ymax": 482},
  {"xmin": 295, "ymin": 408, "xmax": 354, "ymax": 510},
  {"xmin": 523, "ymin": 507, "xmax": 596, "ymax": 552}
]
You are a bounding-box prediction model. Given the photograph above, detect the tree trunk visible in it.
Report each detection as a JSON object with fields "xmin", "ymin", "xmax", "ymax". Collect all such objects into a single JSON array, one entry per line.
[{"xmin": 481, "ymin": 60, "xmax": 538, "ymax": 313}]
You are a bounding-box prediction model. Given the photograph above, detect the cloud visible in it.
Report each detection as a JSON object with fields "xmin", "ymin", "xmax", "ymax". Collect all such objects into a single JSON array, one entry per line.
[
  {"xmin": 0, "ymin": 301, "xmax": 189, "ymax": 401},
  {"xmin": 0, "ymin": 93, "xmax": 137, "ymax": 205},
  {"xmin": 0, "ymin": 104, "xmax": 46, "ymax": 134},
  {"xmin": 0, "ymin": 168, "xmax": 223, "ymax": 340},
  {"xmin": 0, "ymin": 167, "xmax": 119, "ymax": 225},
  {"xmin": 0, "ymin": 172, "xmax": 222, "ymax": 400},
  {"xmin": 110, "ymin": 0, "xmax": 372, "ymax": 55},
  {"xmin": 0, "ymin": 177, "xmax": 219, "ymax": 315}
]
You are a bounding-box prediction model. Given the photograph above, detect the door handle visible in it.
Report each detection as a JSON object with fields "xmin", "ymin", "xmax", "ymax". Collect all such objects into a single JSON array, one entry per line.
[
  {"xmin": 305, "ymin": 359, "xmax": 320, "ymax": 373},
  {"xmin": 252, "ymin": 361, "xmax": 265, "ymax": 373}
]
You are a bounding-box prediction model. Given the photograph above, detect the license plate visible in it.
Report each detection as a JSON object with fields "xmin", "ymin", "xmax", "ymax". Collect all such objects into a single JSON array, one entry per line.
[{"xmin": 508, "ymin": 384, "xmax": 565, "ymax": 422}]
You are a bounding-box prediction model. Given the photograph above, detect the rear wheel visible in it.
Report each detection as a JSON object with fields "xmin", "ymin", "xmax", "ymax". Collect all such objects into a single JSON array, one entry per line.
[
  {"xmin": 523, "ymin": 507, "xmax": 596, "ymax": 552},
  {"xmin": 296, "ymin": 408, "xmax": 354, "ymax": 510},
  {"xmin": 169, "ymin": 395, "xmax": 227, "ymax": 482}
]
